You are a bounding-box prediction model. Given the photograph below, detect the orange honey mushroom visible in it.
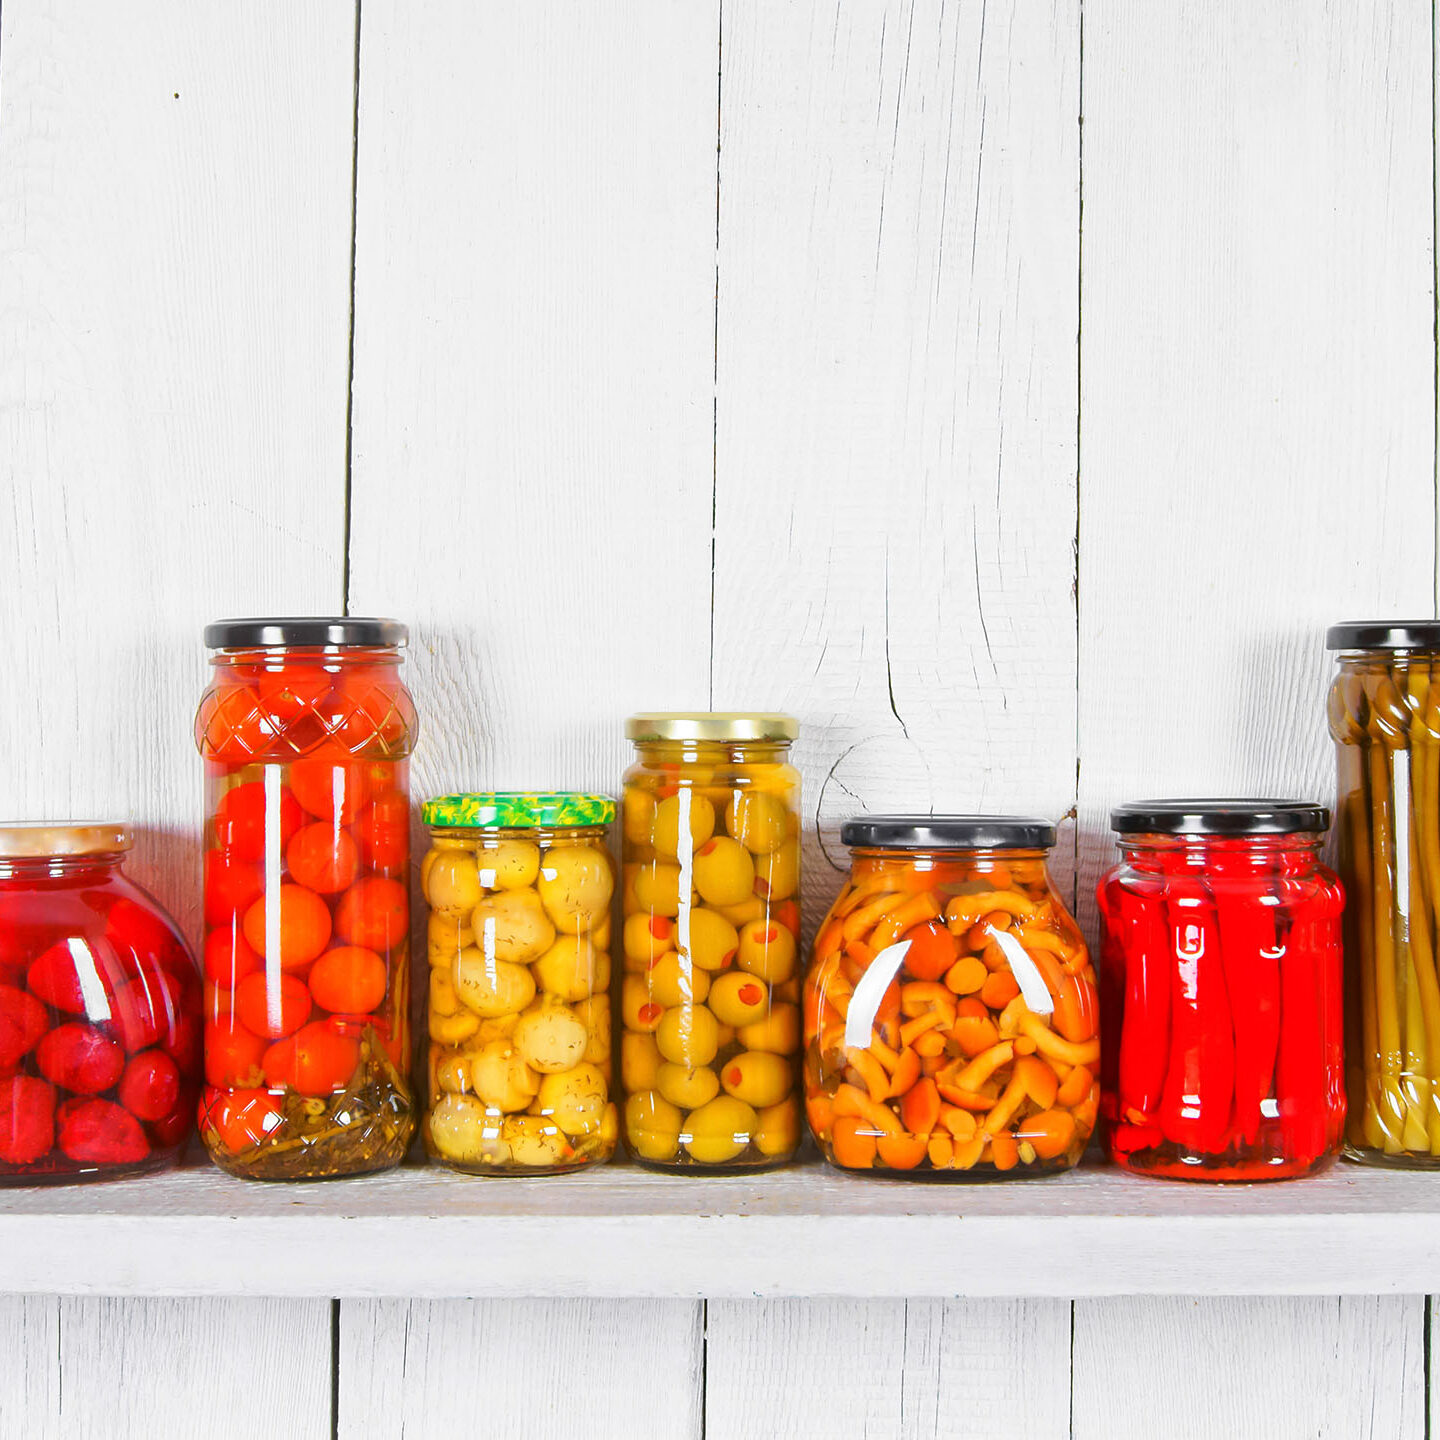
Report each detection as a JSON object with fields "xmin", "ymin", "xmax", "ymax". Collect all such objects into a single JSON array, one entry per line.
[
  {"xmin": 1022, "ymin": 944, "xmax": 1097, "ymax": 1044},
  {"xmin": 899, "ymin": 1075, "xmax": 940, "ymax": 1133},
  {"xmin": 939, "ymin": 1105, "xmax": 978, "ymax": 1141},
  {"xmin": 900, "ymin": 981, "xmax": 957, "ymax": 1016},
  {"xmin": 886, "ymin": 1046, "xmax": 921, "ymax": 1098},
  {"xmin": 876, "ymin": 1132, "xmax": 928, "ymax": 1170},
  {"xmin": 951, "ymin": 1015, "xmax": 1000, "ymax": 1057},
  {"xmin": 989, "ymin": 1127, "xmax": 1020, "ymax": 1171},
  {"xmin": 950, "ymin": 1040, "xmax": 1015, "ymax": 1092},
  {"xmin": 978, "ymin": 972, "xmax": 1021, "ymax": 1010},
  {"xmin": 927, "ymin": 1132, "xmax": 955, "ymax": 1168},
  {"xmin": 980, "ymin": 1070, "xmax": 1030, "ymax": 1136},
  {"xmin": 842, "ymin": 892, "xmax": 907, "ymax": 942},
  {"xmin": 1015, "ymin": 1011, "xmax": 1100, "ymax": 1067},
  {"xmin": 831, "ymin": 1083, "xmax": 904, "ymax": 1135},
  {"xmin": 899, "ymin": 1010, "xmax": 948, "ymax": 1047},
  {"xmin": 1013, "ymin": 1053, "xmax": 1059, "ymax": 1109},
  {"xmin": 944, "ymin": 890, "xmax": 1037, "ymax": 931},
  {"xmin": 943, "ymin": 956, "xmax": 988, "ymax": 995},
  {"xmin": 847, "ymin": 1047, "xmax": 891, "ymax": 1104},
  {"xmin": 912, "ymin": 1031, "xmax": 948, "ymax": 1057},
  {"xmin": 869, "ymin": 892, "xmax": 942, "ymax": 951},
  {"xmin": 831, "ymin": 1115, "xmax": 878, "ymax": 1169},
  {"xmin": 1013, "ymin": 1108, "xmax": 1076, "ymax": 1160},
  {"xmin": 1056, "ymin": 1064, "xmax": 1093, "ymax": 1109}
]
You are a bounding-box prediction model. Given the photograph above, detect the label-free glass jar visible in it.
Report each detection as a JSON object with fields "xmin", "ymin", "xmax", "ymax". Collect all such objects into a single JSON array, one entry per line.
[
  {"xmin": 420, "ymin": 792, "xmax": 618, "ymax": 1174},
  {"xmin": 1327, "ymin": 622, "xmax": 1440, "ymax": 1165},
  {"xmin": 804, "ymin": 815, "xmax": 1097, "ymax": 1177},
  {"xmin": 1098, "ymin": 800, "xmax": 1344, "ymax": 1181},
  {"xmin": 194, "ymin": 617, "xmax": 417, "ymax": 1180},
  {"xmin": 620, "ymin": 713, "xmax": 801, "ymax": 1170},
  {"xmin": 0, "ymin": 823, "xmax": 201, "ymax": 1183}
]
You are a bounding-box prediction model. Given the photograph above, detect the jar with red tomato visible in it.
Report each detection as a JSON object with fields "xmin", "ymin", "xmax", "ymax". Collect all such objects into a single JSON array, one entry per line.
[
  {"xmin": 194, "ymin": 618, "xmax": 418, "ymax": 1180},
  {"xmin": 0, "ymin": 823, "xmax": 201, "ymax": 1183},
  {"xmin": 803, "ymin": 816, "xmax": 1098, "ymax": 1176}
]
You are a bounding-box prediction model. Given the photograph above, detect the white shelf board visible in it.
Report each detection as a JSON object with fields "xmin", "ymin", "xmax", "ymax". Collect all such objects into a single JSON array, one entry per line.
[{"xmin": 1, "ymin": 1152, "xmax": 1439, "ymax": 1299}]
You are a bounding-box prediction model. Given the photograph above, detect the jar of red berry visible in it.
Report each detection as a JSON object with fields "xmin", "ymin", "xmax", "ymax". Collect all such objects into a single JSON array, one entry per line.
[
  {"xmin": 0, "ymin": 823, "xmax": 202, "ymax": 1183},
  {"xmin": 1097, "ymin": 800, "xmax": 1345, "ymax": 1181},
  {"xmin": 194, "ymin": 618, "xmax": 418, "ymax": 1180}
]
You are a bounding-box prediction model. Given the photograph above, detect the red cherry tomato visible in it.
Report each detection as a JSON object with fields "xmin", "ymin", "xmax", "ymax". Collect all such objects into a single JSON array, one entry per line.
[
  {"xmin": 285, "ymin": 823, "xmax": 360, "ymax": 894},
  {"xmin": 204, "ymin": 1018, "xmax": 268, "ymax": 1087},
  {"xmin": 307, "ymin": 946, "xmax": 387, "ymax": 1016},
  {"xmin": 333, "ymin": 674, "xmax": 409, "ymax": 751},
  {"xmin": 241, "ymin": 884, "xmax": 332, "ymax": 969},
  {"xmin": 196, "ymin": 686, "xmax": 277, "ymax": 762},
  {"xmin": 900, "ymin": 919, "xmax": 961, "ymax": 982},
  {"xmin": 233, "ymin": 972, "xmax": 311, "ymax": 1039},
  {"xmin": 203, "ymin": 853, "xmax": 263, "ymax": 926},
  {"xmin": 214, "ymin": 780, "xmax": 303, "ymax": 862},
  {"xmin": 262, "ymin": 1020, "xmax": 360, "ymax": 1097},
  {"xmin": 203, "ymin": 927, "xmax": 262, "ymax": 986},
  {"xmin": 118, "ymin": 1050, "xmax": 181, "ymax": 1122},
  {"xmin": 201, "ymin": 1086, "xmax": 285, "ymax": 1156},
  {"xmin": 289, "ymin": 754, "xmax": 371, "ymax": 823},
  {"xmin": 258, "ymin": 666, "xmax": 333, "ymax": 725},
  {"xmin": 334, "ymin": 876, "xmax": 408, "ymax": 951},
  {"xmin": 352, "ymin": 790, "xmax": 409, "ymax": 875}
]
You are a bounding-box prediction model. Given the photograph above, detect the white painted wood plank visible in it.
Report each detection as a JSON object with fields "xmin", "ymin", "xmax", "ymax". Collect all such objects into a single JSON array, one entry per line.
[
  {"xmin": 347, "ymin": 0, "xmax": 720, "ymax": 794},
  {"xmin": 338, "ymin": 1299, "xmax": 702, "ymax": 1440},
  {"xmin": 5, "ymin": 1158, "xmax": 1440, "ymax": 1297},
  {"xmin": 0, "ymin": 1297, "xmax": 59, "ymax": 1440},
  {"xmin": 1074, "ymin": 1296, "xmax": 1425, "ymax": 1440},
  {"xmin": 0, "ymin": 0, "xmax": 357, "ymax": 934},
  {"xmin": 56, "ymin": 1297, "xmax": 331, "ymax": 1440},
  {"xmin": 1078, "ymin": 2, "xmax": 1436, "ymax": 1431},
  {"xmin": 713, "ymin": 0, "xmax": 1082, "ymax": 905},
  {"xmin": 344, "ymin": 3, "xmax": 720, "ymax": 1422},
  {"xmin": 707, "ymin": 1298, "xmax": 1070, "ymax": 1440}
]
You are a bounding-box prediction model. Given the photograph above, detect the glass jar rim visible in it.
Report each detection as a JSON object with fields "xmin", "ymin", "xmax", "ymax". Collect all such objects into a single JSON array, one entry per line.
[
  {"xmin": 1110, "ymin": 799, "xmax": 1328, "ymax": 836},
  {"xmin": 0, "ymin": 822, "xmax": 131, "ymax": 857},
  {"xmin": 841, "ymin": 815, "xmax": 1055, "ymax": 850},
  {"xmin": 203, "ymin": 617, "xmax": 407, "ymax": 649}
]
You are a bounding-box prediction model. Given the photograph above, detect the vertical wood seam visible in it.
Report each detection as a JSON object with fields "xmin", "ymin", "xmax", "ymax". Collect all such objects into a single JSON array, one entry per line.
[
  {"xmin": 708, "ymin": 0, "xmax": 723, "ymax": 708},
  {"xmin": 1433, "ymin": 0, "xmax": 1438, "ymax": 620},
  {"xmin": 342, "ymin": 0, "xmax": 364, "ymax": 617}
]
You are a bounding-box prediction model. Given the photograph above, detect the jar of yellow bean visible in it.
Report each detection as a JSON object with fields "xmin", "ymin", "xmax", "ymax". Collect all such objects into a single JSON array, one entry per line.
[
  {"xmin": 620, "ymin": 713, "xmax": 802, "ymax": 1171},
  {"xmin": 420, "ymin": 793, "xmax": 617, "ymax": 1175}
]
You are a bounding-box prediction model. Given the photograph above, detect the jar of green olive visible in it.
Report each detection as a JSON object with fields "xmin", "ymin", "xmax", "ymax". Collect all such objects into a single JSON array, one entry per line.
[
  {"xmin": 620, "ymin": 714, "xmax": 802, "ymax": 1170},
  {"xmin": 420, "ymin": 793, "xmax": 616, "ymax": 1175}
]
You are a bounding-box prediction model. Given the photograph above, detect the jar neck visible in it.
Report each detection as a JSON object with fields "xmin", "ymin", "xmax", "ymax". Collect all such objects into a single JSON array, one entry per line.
[
  {"xmin": 633, "ymin": 739, "xmax": 790, "ymax": 765},
  {"xmin": 210, "ymin": 645, "xmax": 404, "ymax": 671},
  {"xmin": 431, "ymin": 825, "xmax": 608, "ymax": 843},
  {"xmin": 1118, "ymin": 834, "xmax": 1321, "ymax": 873},
  {"xmin": 0, "ymin": 851, "xmax": 127, "ymax": 882}
]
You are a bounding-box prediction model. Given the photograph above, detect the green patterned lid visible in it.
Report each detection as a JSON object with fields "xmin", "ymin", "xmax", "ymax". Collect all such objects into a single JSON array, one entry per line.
[{"xmin": 422, "ymin": 792, "xmax": 615, "ymax": 830}]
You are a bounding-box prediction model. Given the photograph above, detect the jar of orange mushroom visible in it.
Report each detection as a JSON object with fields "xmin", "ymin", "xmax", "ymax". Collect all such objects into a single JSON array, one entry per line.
[{"xmin": 804, "ymin": 816, "xmax": 1099, "ymax": 1178}]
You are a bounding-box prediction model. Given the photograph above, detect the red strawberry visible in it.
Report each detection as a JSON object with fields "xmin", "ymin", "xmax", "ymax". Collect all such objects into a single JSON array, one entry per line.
[
  {"xmin": 27, "ymin": 940, "xmax": 119, "ymax": 1015},
  {"xmin": 118, "ymin": 1050, "xmax": 180, "ymax": 1122},
  {"xmin": 103, "ymin": 896, "xmax": 173, "ymax": 969},
  {"xmin": 0, "ymin": 1074, "xmax": 55, "ymax": 1165},
  {"xmin": 0, "ymin": 985, "xmax": 48, "ymax": 1067},
  {"xmin": 36, "ymin": 1024, "xmax": 125, "ymax": 1095},
  {"xmin": 57, "ymin": 1097, "xmax": 149, "ymax": 1165},
  {"xmin": 109, "ymin": 971, "xmax": 182, "ymax": 1053}
]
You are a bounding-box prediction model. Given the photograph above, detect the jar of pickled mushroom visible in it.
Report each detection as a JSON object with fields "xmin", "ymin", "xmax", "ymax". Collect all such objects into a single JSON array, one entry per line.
[
  {"xmin": 1327, "ymin": 622, "xmax": 1440, "ymax": 1166},
  {"xmin": 194, "ymin": 617, "xmax": 417, "ymax": 1180},
  {"xmin": 620, "ymin": 713, "xmax": 801, "ymax": 1170},
  {"xmin": 420, "ymin": 793, "xmax": 617, "ymax": 1174},
  {"xmin": 1098, "ymin": 800, "xmax": 1344, "ymax": 1182},
  {"xmin": 0, "ymin": 823, "xmax": 202, "ymax": 1182},
  {"xmin": 804, "ymin": 816, "xmax": 1097, "ymax": 1177}
]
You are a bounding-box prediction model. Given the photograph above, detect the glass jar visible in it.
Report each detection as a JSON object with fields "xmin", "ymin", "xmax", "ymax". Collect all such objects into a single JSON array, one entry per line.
[
  {"xmin": 193, "ymin": 617, "xmax": 418, "ymax": 1180},
  {"xmin": 0, "ymin": 823, "xmax": 202, "ymax": 1183},
  {"xmin": 620, "ymin": 713, "xmax": 801, "ymax": 1170},
  {"xmin": 419, "ymin": 793, "xmax": 618, "ymax": 1175},
  {"xmin": 1327, "ymin": 622, "xmax": 1440, "ymax": 1166},
  {"xmin": 804, "ymin": 816, "xmax": 1096, "ymax": 1177},
  {"xmin": 1098, "ymin": 801, "xmax": 1345, "ymax": 1181}
]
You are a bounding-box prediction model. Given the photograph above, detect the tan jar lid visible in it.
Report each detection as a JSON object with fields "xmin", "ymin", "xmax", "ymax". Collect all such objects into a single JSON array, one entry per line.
[
  {"xmin": 0, "ymin": 823, "xmax": 132, "ymax": 857},
  {"xmin": 625, "ymin": 712, "xmax": 798, "ymax": 743}
]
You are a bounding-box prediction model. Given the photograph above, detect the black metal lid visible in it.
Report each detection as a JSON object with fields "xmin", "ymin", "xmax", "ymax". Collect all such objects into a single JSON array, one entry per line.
[
  {"xmin": 1326, "ymin": 621, "xmax": 1440, "ymax": 651},
  {"xmin": 840, "ymin": 814, "xmax": 1057, "ymax": 851},
  {"xmin": 203, "ymin": 617, "xmax": 408, "ymax": 649},
  {"xmin": 1109, "ymin": 799, "xmax": 1329, "ymax": 836}
]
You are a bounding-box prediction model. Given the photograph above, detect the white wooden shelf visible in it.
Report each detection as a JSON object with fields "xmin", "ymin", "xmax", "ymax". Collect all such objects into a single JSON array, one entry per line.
[{"xmin": 0, "ymin": 1152, "xmax": 1438, "ymax": 1299}]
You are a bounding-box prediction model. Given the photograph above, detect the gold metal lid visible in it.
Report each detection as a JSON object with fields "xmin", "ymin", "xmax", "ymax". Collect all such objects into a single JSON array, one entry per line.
[
  {"xmin": 624, "ymin": 712, "xmax": 798, "ymax": 743},
  {"xmin": 0, "ymin": 823, "xmax": 132, "ymax": 857}
]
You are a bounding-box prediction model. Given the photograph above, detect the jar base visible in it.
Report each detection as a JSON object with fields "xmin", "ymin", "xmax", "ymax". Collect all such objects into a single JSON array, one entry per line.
[
  {"xmin": 1113, "ymin": 1153, "xmax": 1337, "ymax": 1183},
  {"xmin": 0, "ymin": 1148, "xmax": 184, "ymax": 1188},
  {"xmin": 630, "ymin": 1152, "xmax": 796, "ymax": 1176},
  {"xmin": 1341, "ymin": 1144, "xmax": 1440, "ymax": 1170}
]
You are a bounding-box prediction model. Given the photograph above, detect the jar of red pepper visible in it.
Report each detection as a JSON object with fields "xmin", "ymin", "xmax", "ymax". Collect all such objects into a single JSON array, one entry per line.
[
  {"xmin": 1097, "ymin": 800, "xmax": 1345, "ymax": 1181},
  {"xmin": 0, "ymin": 823, "xmax": 202, "ymax": 1182}
]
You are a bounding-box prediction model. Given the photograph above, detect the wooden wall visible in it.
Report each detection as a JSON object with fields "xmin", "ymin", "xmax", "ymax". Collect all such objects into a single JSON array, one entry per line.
[{"xmin": 1, "ymin": 1, "xmax": 1436, "ymax": 1434}]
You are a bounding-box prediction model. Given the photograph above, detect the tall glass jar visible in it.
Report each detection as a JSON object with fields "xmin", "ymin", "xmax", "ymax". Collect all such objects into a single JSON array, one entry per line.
[
  {"xmin": 803, "ymin": 816, "xmax": 1097, "ymax": 1177},
  {"xmin": 1327, "ymin": 622, "xmax": 1440, "ymax": 1165},
  {"xmin": 0, "ymin": 823, "xmax": 202, "ymax": 1183},
  {"xmin": 620, "ymin": 713, "xmax": 801, "ymax": 1171},
  {"xmin": 1098, "ymin": 801, "xmax": 1344, "ymax": 1181},
  {"xmin": 420, "ymin": 793, "xmax": 618, "ymax": 1175},
  {"xmin": 194, "ymin": 617, "xmax": 417, "ymax": 1180}
]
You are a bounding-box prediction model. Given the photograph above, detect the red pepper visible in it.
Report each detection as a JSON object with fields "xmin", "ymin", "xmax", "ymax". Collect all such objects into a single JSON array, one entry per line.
[
  {"xmin": 1108, "ymin": 886, "xmax": 1171, "ymax": 1129},
  {"xmin": 1158, "ymin": 880, "xmax": 1234, "ymax": 1155},
  {"xmin": 1209, "ymin": 855, "xmax": 1280, "ymax": 1149},
  {"xmin": 1273, "ymin": 871, "xmax": 1345, "ymax": 1166}
]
